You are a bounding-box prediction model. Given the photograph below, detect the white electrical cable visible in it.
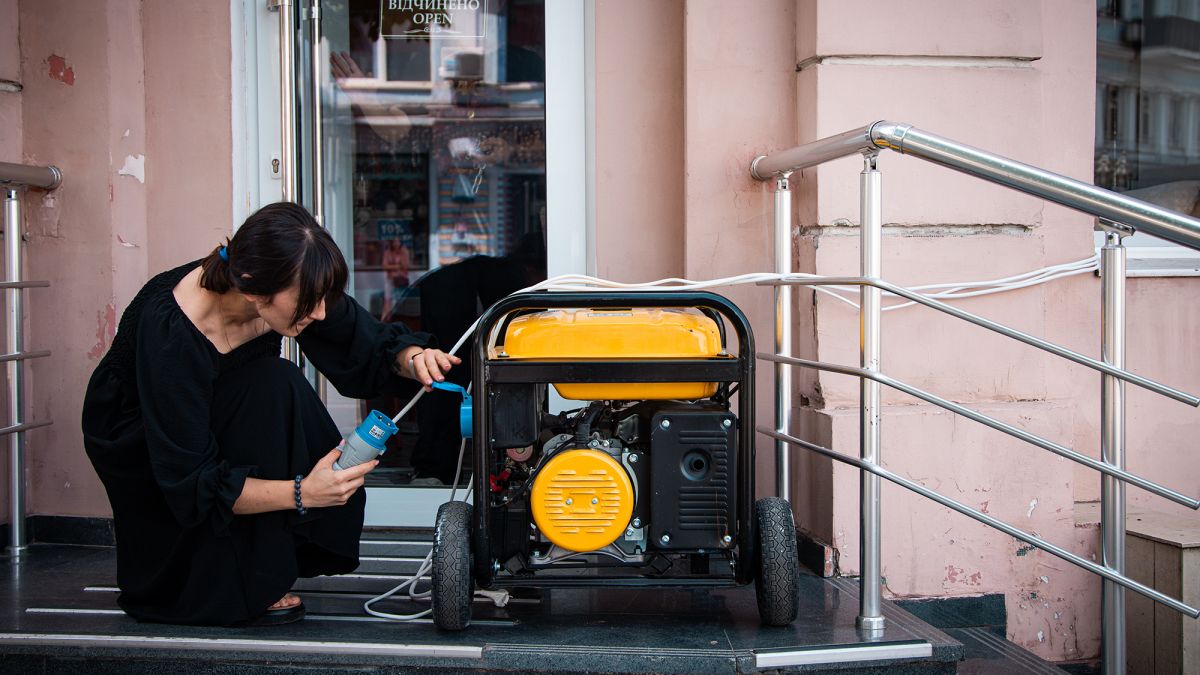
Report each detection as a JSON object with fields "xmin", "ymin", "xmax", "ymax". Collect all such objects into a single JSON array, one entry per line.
[
  {"xmin": 361, "ymin": 254, "xmax": 1098, "ymax": 620},
  {"xmin": 806, "ymin": 254, "xmax": 1100, "ymax": 311},
  {"xmin": 362, "ymin": 434, "xmax": 472, "ymax": 620},
  {"xmin": 879, "ymin": 263, "xmax": 1098, "ymax": 311}
]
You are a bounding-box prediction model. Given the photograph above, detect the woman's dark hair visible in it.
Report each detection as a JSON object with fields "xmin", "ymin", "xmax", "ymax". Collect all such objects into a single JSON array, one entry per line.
[{"xmin": 200, "ymin": 202, "xmax": 348, "ymax": 327}]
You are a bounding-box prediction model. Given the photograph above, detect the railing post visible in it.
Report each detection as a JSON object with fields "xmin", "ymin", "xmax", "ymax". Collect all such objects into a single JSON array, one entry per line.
[
  {"xmin": 774, "ymin": 172, "xmax": 793, "ymax": 502},
  {"xmin": 857, "ymin": 152, "xmax": 884, "ymax": 632},
  {"xmin": 4, "ymin": 189, "xmax": 27, "ymax": 556},
  {"xmin": 1099, "ymin": 223, "xmax": 1129, "ymax": 675}
]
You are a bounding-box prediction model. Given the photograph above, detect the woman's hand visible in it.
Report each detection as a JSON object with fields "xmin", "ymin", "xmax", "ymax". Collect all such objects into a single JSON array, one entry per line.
[
  {"xmin": 397, "ymin": 345, "xmax": 462, "ymax": 391},
  {"xmin": 300, "ymin": 448, "xmax": 377, "ymax": 508}
]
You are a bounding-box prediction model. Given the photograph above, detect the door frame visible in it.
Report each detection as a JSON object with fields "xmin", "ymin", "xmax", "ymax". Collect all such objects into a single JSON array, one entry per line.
[{"xmin": 231, "ymin": 0, "xmax": 594, "ymax": 526}]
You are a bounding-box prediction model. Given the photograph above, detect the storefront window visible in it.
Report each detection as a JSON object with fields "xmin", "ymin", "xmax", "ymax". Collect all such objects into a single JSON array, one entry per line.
[
  {"xmin": 324, "ymin": 0, "xmax": 548, "ymax": 484},
  {"xmin": 1096, "ymin": 0, "xmax": 1200, "ymax": 195}
]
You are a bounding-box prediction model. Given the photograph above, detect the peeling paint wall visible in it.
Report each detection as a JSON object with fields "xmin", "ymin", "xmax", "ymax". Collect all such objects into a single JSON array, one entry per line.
[
  {"xmin": 15, "ymin": 0, "xmax": 232, "ymax": 518},
  {"xmin": 19, "ymin": 0, "xmax": 120, "ymax": 519},
  {"xmin": 45, "ymin": 54, "xmax": 74, "ymax": 86}
]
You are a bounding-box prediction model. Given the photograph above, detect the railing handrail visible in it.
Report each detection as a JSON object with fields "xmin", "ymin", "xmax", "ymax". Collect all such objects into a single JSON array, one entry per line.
[
  {"xmin": 759, "ymin": 427, "xmax": 1200, "ymax": 620},
  {"xmin": 756, "ymin": 351, "xmax": 1199, "ymax": 510},
  {"xmin": 0, "ymin": 161, "xmax": 61, "ymax": 191},
  {"xmin": 759, "ymin": 276, "xmax": 1200, "ymax": 407},
  {"xmin": 750, "ymin": 121, "xmax": 1195, "ymax": 659},
  {"xmin": 750, "ymin": 120, "xmax": 1200, "ymax": 252},
  {"xmin": 752, "ymin": 274, "xmax": 1200, "ymax": 620}
]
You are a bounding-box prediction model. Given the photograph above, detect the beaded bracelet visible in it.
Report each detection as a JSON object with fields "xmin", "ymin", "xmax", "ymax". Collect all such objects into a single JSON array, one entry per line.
[{"xmin": 294, "ymin": 475, "xmax": 307, "ymax": 515}]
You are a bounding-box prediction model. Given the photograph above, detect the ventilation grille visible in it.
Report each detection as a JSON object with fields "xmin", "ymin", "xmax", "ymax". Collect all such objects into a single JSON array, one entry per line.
[
  {"xmin": 541, "ymin": 468, "xmax": 626, "ymax": 534},
  {"xmin": 678, "ymin": 449, "xmax": 729, "ymax": 530}
]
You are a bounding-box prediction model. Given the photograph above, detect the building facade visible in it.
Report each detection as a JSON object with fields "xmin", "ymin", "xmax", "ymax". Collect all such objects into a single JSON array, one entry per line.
[{"xmin": 1, "ymin": 0, "xmax": 1198, "ymax": 664}]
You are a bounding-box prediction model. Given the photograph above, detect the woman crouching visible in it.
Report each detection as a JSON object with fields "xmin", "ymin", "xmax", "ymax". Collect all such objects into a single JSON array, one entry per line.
[{"xmin": 82, "ymin": 202, "xmax": 459, "ymax": 626}]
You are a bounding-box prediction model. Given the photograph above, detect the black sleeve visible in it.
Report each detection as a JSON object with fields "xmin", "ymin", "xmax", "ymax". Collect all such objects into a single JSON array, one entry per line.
[
  {"xmin": 135, "ymin": 303, "xmax": 253, "ymax": 534},
  {"xmin": 298, "ymin": 294, "xmax": 434, "ymax": 399}
]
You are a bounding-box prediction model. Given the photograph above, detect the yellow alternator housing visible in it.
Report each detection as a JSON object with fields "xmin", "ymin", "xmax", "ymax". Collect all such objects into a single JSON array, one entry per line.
[
  {"xmin": 531, "ymin": 449, "xmax": 634, "ymax": 553},
  {"xmin": 500, "ymin": 308, "xmax": 723, "ymax": 401}
]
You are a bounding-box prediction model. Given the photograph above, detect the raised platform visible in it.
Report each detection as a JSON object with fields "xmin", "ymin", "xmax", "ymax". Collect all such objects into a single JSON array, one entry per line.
[{"xmin": 0, "ymin": 535, "xmax": 966, "ymax": 673}]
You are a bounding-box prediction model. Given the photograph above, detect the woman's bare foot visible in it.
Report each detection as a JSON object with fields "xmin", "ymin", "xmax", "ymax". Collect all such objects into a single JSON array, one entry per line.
[{"xmin": 268, "ymin": 593, "xmax": 301, "ymax": 610}]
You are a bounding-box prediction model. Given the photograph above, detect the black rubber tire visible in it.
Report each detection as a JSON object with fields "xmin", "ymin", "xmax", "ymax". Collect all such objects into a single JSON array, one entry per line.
[
  {"xmin": 755, "ymin": 496, "xmax": 800, "ymax": 626},
  {"xmin": 432, "ymin": 500, "xmax": 473, "ymax": 630}
]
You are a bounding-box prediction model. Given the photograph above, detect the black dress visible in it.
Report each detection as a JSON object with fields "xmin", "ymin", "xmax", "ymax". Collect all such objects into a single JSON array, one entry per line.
[{"xmin": 82, "ymin": 261, "xmax": 429, "ymax": 625}]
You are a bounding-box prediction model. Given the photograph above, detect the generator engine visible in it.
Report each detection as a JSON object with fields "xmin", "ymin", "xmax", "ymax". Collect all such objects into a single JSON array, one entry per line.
[
  {"xmin": 523, "ymin": 400, "xmax": 736, "ymax": 558},
  {"xmin": 431, "ymin": 292, "xmax": 800, "ymax": 631},
  {"xmin": 481, "ymin": 305, "xmax": 740, "ymax": 570}
]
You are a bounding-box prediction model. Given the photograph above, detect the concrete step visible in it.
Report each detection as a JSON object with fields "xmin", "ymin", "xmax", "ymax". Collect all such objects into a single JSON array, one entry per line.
[
  {"xmin": 897, "ymin": 593, "xmax": 1070, "ymax": 673},
  {"xmin": 0, "ymin": 542, "xmax": 964, "ymax": 674}
]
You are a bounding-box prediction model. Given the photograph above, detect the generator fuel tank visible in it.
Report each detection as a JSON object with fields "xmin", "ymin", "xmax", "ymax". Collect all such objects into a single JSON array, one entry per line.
[{"xmin": 500, "ymin": 308, "xmax": 724, "ymax": 401}]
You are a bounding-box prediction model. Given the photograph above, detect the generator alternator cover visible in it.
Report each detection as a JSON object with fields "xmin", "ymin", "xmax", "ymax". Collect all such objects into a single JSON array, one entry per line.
[
  {"xmin": 530, "ymin": 449, "xmax": 634, "ymax": 552},
  {"xmin": 501, "ymin": 308, "xmax": 723, "ymax": 400}
]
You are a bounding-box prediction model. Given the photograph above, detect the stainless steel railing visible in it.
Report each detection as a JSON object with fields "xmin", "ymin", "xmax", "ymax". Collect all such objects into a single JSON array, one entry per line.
[
  {"xmin": 0, "ymin": 161, "xmax": 61, "ymax": 192},
  {"xmin": 751, "ymin": 121, "xmax": 1200, "ymax": 250},
  {"xmin": 750, "ymin": 121, "xmax": 1200, "ymax": 673},
  {"xmin": 1, "ymin": 161, "xmax": 60, "ymax": 556},
  {"xmin": 756, "ymin": 427, "xmax": 1198, "ymax": 619},
  {"xmin": 756, "ymin": 350, "xmax": 1198, "ymax": 509}
]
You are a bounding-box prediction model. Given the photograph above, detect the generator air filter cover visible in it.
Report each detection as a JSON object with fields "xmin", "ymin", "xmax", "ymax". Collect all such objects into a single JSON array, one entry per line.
[
  {"xmin": 501, "ymin": 308, "xmax": 723, "ymax": 400},
  {"xmin": 530, "ymin": 449, "xmax": 634, "ymax": 552}
]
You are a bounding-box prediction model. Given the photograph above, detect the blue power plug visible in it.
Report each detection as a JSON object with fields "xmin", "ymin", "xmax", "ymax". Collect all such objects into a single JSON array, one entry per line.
[
  {"xmin": 431, "ymin": 381, "xmax": 473, "ymax": 438},
  {"xmin": 334, "ymin": 410, "xmax": 399, "ymax": 471}
]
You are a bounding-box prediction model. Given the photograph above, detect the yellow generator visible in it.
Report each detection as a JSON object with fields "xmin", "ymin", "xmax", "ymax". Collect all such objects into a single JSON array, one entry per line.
[{"xmin": 430, "ymin": 291, "xmax": 799, "ymax": 630}]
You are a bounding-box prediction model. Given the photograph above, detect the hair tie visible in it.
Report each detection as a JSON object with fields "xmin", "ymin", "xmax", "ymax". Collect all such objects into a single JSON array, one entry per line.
[{"xmin": 219, "ymin": 246, "xmax": 229, "ymax": 262}]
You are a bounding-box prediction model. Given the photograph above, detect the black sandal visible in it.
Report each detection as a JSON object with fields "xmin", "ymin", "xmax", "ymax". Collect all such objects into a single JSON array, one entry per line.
[{"xmin": 237, "ymin": 601, "xmax": 306, "ymax": 627}]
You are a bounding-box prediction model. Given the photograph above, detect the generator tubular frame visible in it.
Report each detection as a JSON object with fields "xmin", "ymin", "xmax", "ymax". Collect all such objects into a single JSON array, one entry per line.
[{"xmin": 471, "ymin": 291, "xmax": 757, "ymax": 588}]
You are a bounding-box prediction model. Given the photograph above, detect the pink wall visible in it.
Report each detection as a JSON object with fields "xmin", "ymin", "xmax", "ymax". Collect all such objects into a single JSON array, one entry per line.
[
  {"xmin": 1121, "ymin": 278, "xmax": 1200, "ymax": 518},
  {"xmin": 15, "ymin": 0, "xmax": 232, "ymax": 518},
  {"xmin": 682, "ymin": 0, "xmax": 797, "ymax": 496},
  {"xmin": 593, "ymin": 0, "xmax": 685, "ymax": 282},
  {"xmin": 143, "ymin": 2, "xmax": 235, "ymax": 274}
]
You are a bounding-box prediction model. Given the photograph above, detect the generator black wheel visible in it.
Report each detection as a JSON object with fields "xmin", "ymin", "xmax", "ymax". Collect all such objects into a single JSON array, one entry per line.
[
  {"xmin": 755, "ymin": 497, "xmax": 799, "ymax": 626},
  {"xmin": 432, "ymin": 500, "xmax": 473, "ymax": 630}
]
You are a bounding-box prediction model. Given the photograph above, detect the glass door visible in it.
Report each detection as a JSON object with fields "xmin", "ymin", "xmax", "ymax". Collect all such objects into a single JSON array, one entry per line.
[{"xmin": 293, "ymin": 0, "xmax": 559, "ymax": 525}]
